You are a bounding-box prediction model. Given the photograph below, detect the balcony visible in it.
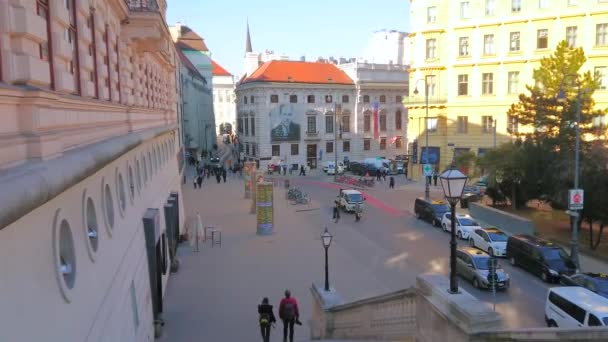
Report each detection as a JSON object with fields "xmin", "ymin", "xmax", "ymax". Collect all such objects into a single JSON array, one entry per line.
[
  {"xmin": 122, "ymin": 0, "xmax": 173, "ymax": 66},
  {"xmin": 403, "ymin": 94, "xmax": 448, "ymax": 108},
  {"xmin": 304, "ymin": 130, "xmax": 320, "ymax": 141}
]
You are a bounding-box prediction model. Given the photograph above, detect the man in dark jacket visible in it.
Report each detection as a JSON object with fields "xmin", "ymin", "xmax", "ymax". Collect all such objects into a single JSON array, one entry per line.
[
  {"xmin": 279, "ymin": 290, "xmax": 300, "ymax": 342},
  {"xmin": 258, "ymin": 297, "xmax": 276, "ymax": 342}
]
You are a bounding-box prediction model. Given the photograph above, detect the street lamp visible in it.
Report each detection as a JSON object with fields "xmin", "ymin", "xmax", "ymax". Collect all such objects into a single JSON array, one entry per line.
[
  {"xmin": 557, "ymin": 74, "xmax": 584, "ymax": 269},
  {"xmin": 413, "ymin": 78, "xmax": 430, "ymax": 200},
  {"xmin": 439, "ymin": 167, "xmax": 468, "ymax": 294},
  {"xmin": 321, "ymin": 227, "xmax": 333, "ymax": 291}
]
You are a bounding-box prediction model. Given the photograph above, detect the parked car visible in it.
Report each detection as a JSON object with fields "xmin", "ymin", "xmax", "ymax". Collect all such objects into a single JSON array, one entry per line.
[
  {"xmin": 468, "ymin": 227, "xmax": 508, "ymax": 257},
  {"xmin": 348, "ymin": 161, "xmax": 364, "ymax": 175},
  {"xmin": 463, "ymin": 185, "xmax": 482, "ymax": 197},
  {"xmin": 560, "ymin": 273, "xmax": 608, "ymax": 299},
  {"xmin": 440, "ymin": 213, "xmax": 482, "ymax": 240},
  {"xmin": 506, "ymin": 234, "xmax": 577, "ymax": 283},
  {"xmin": 337, "ymin": 189, "xmax": 365, "ymax": 212},
  {"xmin": 456, "ymin": 247, "xmax": 510, "ymax": 290},
  {"xmin": 323, "ymin": 161, "xmax": 345, "ymax": 175},
  {"xmin": 414, "ymin": 197, "xmax": 450, "ymax": 227},
  {"xmin": 545, "ymin": 287, "xmax": 608, "ymax": 327}
]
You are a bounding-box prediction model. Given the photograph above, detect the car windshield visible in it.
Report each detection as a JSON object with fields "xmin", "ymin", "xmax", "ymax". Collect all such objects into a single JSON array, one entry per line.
[
  {"xmin": 603, "ymin": 317, "xmax": 608, "ymax": 326},
  {"xmin": 472, "ymin": 257, "xmax": 502, "ymax": 270},
  {"xmin": 593, "ymin": 278, "xmax": 608, "ymax": 292},
  {"xmin": 458, "ymin": 217, "xmax": 478, "ymax": 226},
  {"xmin": 347, "ymin": 194, "xmax": 363, "ymax": 202},
  {"xmin": 432, "ymin": 204, "xmax": 449, "ymax": 213},
  {"xmin": 542, "ymin": 248, "xmax": 569, "ymax": 261},
  {"xmin": 488, "ymin": 232, "xmax": 508, "ymax": 242}
]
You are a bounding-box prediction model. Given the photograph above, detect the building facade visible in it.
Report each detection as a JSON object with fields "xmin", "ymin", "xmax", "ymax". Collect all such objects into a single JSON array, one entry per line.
[
  {"xmin": 0, "ymin": 0, "xmax": 183, "ymax": 341},
  {"xmin": 212, "ymin": 59, "xmax": 236, "ymax": 135},
  {"xmin": 406, "ymin": 0, "xmax": 608, "ymax": 180}
]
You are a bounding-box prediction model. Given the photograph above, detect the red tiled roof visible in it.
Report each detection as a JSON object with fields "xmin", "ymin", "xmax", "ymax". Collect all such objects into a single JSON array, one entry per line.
[
  {"xmin": 175, "ymin": 46, "xmax": 203, "ymax": 79},
  {"xmin": 241, "ymin": 60, "xmax": 354, "ymax": 85},
  {"xmin": 177, "ymin": 26, "xmax": 209, "ymax": 51},
  {"xmin": 211, "ymin": 60, "xmax": 231, "ymax": 76}
]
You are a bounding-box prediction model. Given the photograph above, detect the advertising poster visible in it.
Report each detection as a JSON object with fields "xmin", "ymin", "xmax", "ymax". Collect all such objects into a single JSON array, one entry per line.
[
  {"xmin": 270, "ymin": 104, "xmax": 301, "ymax": 142},
  {"xmin": 256, "ymin": 182, "xmax": 273, "ymax": 235},
  {"xmin": 243, "ymin": 161, "xmax": 256, "ymax": 199}
]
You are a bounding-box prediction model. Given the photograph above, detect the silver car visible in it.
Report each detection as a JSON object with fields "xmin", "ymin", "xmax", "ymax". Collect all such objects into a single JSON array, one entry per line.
[{"xmin": 456, "ymin": 247, "xmax": 510, "ymax": 290}]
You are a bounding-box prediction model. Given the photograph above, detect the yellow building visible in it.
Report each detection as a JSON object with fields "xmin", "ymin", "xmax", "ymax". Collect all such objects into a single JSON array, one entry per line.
[{"xmin": 406, "ymin": 0, "xmax": 608, "ymax": 180}]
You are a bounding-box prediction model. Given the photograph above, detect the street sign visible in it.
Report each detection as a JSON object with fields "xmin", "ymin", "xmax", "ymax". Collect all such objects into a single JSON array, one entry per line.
[
  {"xmin": 568, "ymin": 189, "xmax": 584, "ymax": 210},
  {"xmin": 423, "ymin": 164, "xmax": 433, "ymax": 176}
]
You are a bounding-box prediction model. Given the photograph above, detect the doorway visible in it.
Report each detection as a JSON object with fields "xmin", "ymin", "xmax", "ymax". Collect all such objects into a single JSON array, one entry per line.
[{"xmin": 307, "ymin": 144, "xmax": 317, "ymax": 169}]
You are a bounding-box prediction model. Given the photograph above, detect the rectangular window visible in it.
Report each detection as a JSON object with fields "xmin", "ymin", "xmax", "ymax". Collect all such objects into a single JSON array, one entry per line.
[
  {"xmin": 510, "ymin": 32, "xmax": 520, "ymax": 51},
  {"xmin": 37, "ymin": 0, "xmax": 53, "ymax": 89},
  {"xmin": 484, "ymin": 34, "xmax": 495, "ymax": 55},
  {"xmin": 459, "ymin": 37, "xmax": 469, "ymax": 56},
  {"xmin": 508, "ymin": 115, "xmax": 519, "ymax": 134},
  {"xmin": 485, "ymin": 0, "xmax": 496, "ymax": 15},
  {"xmin": 307, "ymin": 95, "xmax": 315, "ymax": 103},
  {"xmin": 539, "ymin": 0, "xmax": 549, "ymax": 8},
  {"xmin": 457, "ymin": 116, "xmax": 468, "ymax": 133},
  {"xmin": 250, "ymin": 95, "xmax": 255, "ymax": 104},
  {"xmin": 427, "ymin": 118, "xmax": 438, "ymax": 133},
  {"xmin": 307, "ymin": 116, "xmax": 317, "ymax": 134},
  {"xmin": 244, "ymin": 117, "xmax": 249, "ymax": 135},
  {"xmin": 270, "ymin": 94, "xmax": 279, "ymax": 103},
  {"xmin": 395, "ymin": 111, "xmax": 402, "ymax": 130},
  {"xmin": 272, "ymin": 145, "xmax": 280, "ymax": 157},
  {"xmin": 458, "ymin": 74, "xmax": 469, "ymax": 95},
  {"xmin": 508, "ymin": 71, "xmax": 520, "ymax": 94},
  {"xmin": 595, "ymin": 66, "xmax": 607, "ymax": 90},
  {"xmin": 290, "ymin": 95, "xmax": 297, "ymax": 103},
  {"xmin": 380, "ymin": 138, "xmax": 387, "ymax": 150},
  {"xmin": 482, "ymin": 116, "xmax": 494, "ymax": 133},
  {"xmin": 342, "ymin": 141, "xmax": 350, "ymax": 152},
  {"xmin": 380, "ymin": 113, "xmax": 387, "ymax": 131},
  {"xmin": 342, "ymin": 95, "xmax": 349, "ymax": 103},
  {"xmin": 597, "ymin": 24, "xmax": 608, "ymax": 46},
  {"xmin": 396, "ymin": 95, "xmax": 402, "ymax": 103},
  {"xmin": 291, "ymin": 144, "xmax": 299, "ymax": 155},
  {"xmin": 460, "ymin": 1, "xmax": 470, "ymax": 19},
  {"xmin": 325, "ymin": 115, "xmax": 334, "ymax": 133},
  {"xmin": 512, "ymin": 0, "xmax": 521, "ymax": 12},
  {"xmin": 566, "ymin": 26, "xmax": 577, "ymax": 47},
  {"xmin": 363, "ymin": 95, "xmax": 370, "ymax": 103},
  {"xmin": 426, "ymin": 39, "xmax": 436, "ymax": 59},
  {"xmin": 363, "ymin": 139, "xmax": 371, "ymax": 151},
  {"xmin": 252, "ymin": 144, "xmax": 256, "ymax": 157},
  {"xmin": 379, "ymin": 95, "xmax": 386, "ymax": 103},
  {"xmin": 326, "ymin": 142, "xmax": 333, "ymax": 153},
  {"xmin": 342, "ymin": 115, "xmax": 350, "ymax": 133},
  {"xmin": 426, "ymin": 75, "xmax": 437, "ymax": 96},
  {"xmin": 427, "ymin": 6, "xmax": 437, "ymax": 23},
  {"xmin": 364, "ymin": 114, "xmax": 371, "ymax": 132},
  {"xmin": 250, "ymin": 117, "xmax": 255, "ymax": 136},
  {"xmin": 395, "ymin": 136, "xmax": 403, "ymax": 149},
  {"xmin": 537, "ymin": 29, "xmax": 548, "ymax": 49},
  {"xmin": 482, "ymin": 73, "xmax": 494, "ymax": 95},
  {"xmin": 245, "ymin": 143, "xmax": 249, "ymax": 155}
]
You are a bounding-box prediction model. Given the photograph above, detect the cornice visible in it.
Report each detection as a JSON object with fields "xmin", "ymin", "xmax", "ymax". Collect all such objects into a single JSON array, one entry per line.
[{"xmin": 531, "ymin": 16, "xmax": 557, "ymax": 22}]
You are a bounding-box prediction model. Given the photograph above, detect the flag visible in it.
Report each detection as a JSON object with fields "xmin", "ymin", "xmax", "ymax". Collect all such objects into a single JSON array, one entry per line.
[
  {"xmin": 390, "ymin": 136, "xmax": 398, "ymax": 144},
  {"xmin": 372, "ymin": 101, "xmax": 380, "ymax": 139}
]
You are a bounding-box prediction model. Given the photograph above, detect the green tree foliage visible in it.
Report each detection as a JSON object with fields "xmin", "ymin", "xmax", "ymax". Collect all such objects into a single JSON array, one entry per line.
[{"xmin": 453, "ymin": 150, "xmax": 478, "ymax": 180}]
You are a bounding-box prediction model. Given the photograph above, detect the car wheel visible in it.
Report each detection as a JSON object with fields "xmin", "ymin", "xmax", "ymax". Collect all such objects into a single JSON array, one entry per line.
[
  {"xmin": 541, "ymin": 272, "xmax": 549, "ymax": 283},
  {"xmin": 509, "ymin": 256, "xmax": 516, "ymax": 266},
  {"xmin": 547, "ymin": 320, "xmax": 558, "ymax": 328},
  {"xmin": 457, "ymin": 231, "xmax": 463, "ymax": 240},
  {"xmin": 488, "ymin": 247, "xmax": 494, "ymax": 257},
  {"xmin": 416, "ymin": 211, "xmax": 421, "ymax": 219},
  {"xmin": 469, "ymin": 238, "xmax": 475, "ymax": 247},
  {"xmin": 442, "ymin": 224, "xmax": 447, "ymax": 232},
  {"xmin": 473, "ymin": 278, "xmax": 480, "ymax": 289}
]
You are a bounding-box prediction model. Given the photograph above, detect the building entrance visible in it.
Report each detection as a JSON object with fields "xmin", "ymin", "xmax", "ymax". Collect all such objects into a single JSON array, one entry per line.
[{"xmin": 307, "ymin": 144, "xmax": 317, "ymax": 169}]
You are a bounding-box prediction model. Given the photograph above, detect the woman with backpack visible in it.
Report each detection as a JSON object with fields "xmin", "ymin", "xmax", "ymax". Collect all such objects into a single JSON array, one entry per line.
[
  {"xmin": 258, "ymin": 297, "xmax": 276, "ymax": 342},
  {"xmin": 279, "ymin": 290, "xmax": 300, "ymax": 342}
]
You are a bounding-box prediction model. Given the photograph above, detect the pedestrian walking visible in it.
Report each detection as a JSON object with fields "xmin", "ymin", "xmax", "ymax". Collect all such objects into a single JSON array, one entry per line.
[
  {"xmin": 332, "ymin": 200, "xmax": 340, "ymax": 222},
  {"xmin": 222, "ymin": 168, "xmax": 227, "ymax": 183},
  {"xmin": 279, "ymin": 290, "xmax": 300, "ymax": 342},
  {"xmin": 299, "ymin": 165, "xmax": 305, "ymax": 176},
  {"xmin": 282, "ymin": 164, "xmax": 287, "ymax": 176},
  {"xmin": 197, "ymin": 175, "xmax": 203, "ymax": 189},
  {"xmin": 433, "ymin": 171, "xmax": 438, "ymax": 186},
  {"xmin": 382, "ymin": 169, "xmax": 387, "ymax": 181},
  {"xmin": 258, "ymin": 297, "xmax": 276, "ymax": 342},
  {"xmin": 376, "ymin": 169, "xmax": 381, "ymax": 181},
  {"xmin": 216, "ymin": 171, "xmax": 221, "ymax": 184},
  {"xmin": 389, "ymin": 176, "xmax": 395, "ymax": 189},
  {"xmin": 193, "ymin": 176, "xmax": 197, "ymax": 189},
  {"xmin": 354, "ymin": 203, "xmax": 362, "ymax": 222}
]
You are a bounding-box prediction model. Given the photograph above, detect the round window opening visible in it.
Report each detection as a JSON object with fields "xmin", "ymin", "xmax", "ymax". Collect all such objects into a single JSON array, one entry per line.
[
  {"xmin": 86, "ymin": 197, "xmax": 99, "ymax": 253},
  {"xmin": 117, "ymin": 172, "xmax": 127, "ymax": 214},
  {"xmin": 104, "ymin": 184, "xmax": 115, "ymax": 230},
  {"xmin": 58, "ymin": 219, "xmax": 77, "ymax": 290},
  {"xmin": 147, "ymin": 152, "xmax": 152, "ymax": 176},
  {"xmin": 127, "ymin": 165, "xmax": 135, "ymax": 201}
]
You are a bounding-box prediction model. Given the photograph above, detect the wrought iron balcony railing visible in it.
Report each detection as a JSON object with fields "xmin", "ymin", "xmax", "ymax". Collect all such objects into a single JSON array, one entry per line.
[{"xmin": 126, "ymin": 0, "xmax": 160, "ymax": 12}]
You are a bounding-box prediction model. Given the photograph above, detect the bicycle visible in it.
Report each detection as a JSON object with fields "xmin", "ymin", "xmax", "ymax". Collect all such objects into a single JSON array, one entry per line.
[{"xmin": 290, "ymin": 192, "xmax": 310, "ymax": 205}]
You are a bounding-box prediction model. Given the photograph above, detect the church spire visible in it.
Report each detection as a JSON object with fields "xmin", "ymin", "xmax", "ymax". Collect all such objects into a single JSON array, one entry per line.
[{"xmin": 245, "ymin": 20, "xmax": 253, "ymax": 54}]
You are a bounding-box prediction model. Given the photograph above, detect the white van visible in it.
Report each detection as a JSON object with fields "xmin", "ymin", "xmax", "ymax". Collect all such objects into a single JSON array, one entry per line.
[
  {"xmin": 545, "ymin": 287, "xmax": 608, "ymax": 327},
  {"xmin": 322, "ymin": 161, "xmax": 344, "ymax": 175}
]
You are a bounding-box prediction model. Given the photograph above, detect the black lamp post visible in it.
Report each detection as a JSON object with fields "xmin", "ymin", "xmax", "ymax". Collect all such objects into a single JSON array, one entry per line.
[
  {"xmin": 439, "ymin": 167, "xmax": 468, "ymax": 294},
  {"xmin": 321, "ymin": 227, "xmax": 333, "ymax": 291}
]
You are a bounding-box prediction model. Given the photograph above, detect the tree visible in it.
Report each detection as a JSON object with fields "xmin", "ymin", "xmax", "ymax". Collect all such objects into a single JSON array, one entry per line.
[
  {"xmin": 579, "ymin": 143, "xmax": 608, "ymax": 250},
  {"xmin": 453, "ymin": 150, "xmax": 478, "ymax": 180},
  {"xmin": 477, "ymin": 142, "xmax": 527, "ymax": 209}
]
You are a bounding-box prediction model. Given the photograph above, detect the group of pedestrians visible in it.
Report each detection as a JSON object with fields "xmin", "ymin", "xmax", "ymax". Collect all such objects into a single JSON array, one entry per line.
[
  {"xmin": 193, "ymin": 163, "xmax": 234, "ymax": 188},
  {"xmin": 257, "ymin": 290, "xmax": 301, "ymax": 342}
]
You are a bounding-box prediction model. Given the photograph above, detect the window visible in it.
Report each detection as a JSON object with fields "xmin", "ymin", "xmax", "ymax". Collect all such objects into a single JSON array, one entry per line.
[
  {"xmin": 539, "ymin": 0, "xmax": 549, "ymax": 8},
  {"xmin": 252, "ymin": 144, "xmax": 256, "ymax": 156},
  {"xmin": 482, "ymin": 116, "xmax": 494, "ymax": 133},
  {"xmin": 245, "ymin": 143, "xmax": 249, "ymax": 155},
  {"xmin": 380, "ymin": 112, "xmax": 387, "ymax": 131},
  {"xmin": 250, "ymin": 95, "xmax": 255, "ymax": 104},
  {"xmin": 341, "ymin": 115, "xmax": 350, "ymax": 133},
  {"xmin": 291, "ymin": 144, "xmax": 299, "ymax": 155},
  {"xmin": 325, "ymin": 114, "xmax": 334, "ymax": 133},
  {"xmin": 484, "ymin": 34, "xmax": 495, "ymax": 55},
  {"xmin": 243, "ymin": 96, "xmax": 248, "ymax": 104},
  {"xmin": 485, "ymin": 0, "xmax": 496, "ymax": 15},
  {"xmin": 326, "ymin": 142, "xmax": 333, "ymax": 153},
  {"xmin": 458, "ymin": 74, "xmax": 469, "ymax": 95},
  {"xmin": 37, "ymin": 0, "xmax": 53, "ymax": 89},
  {"xmin": 482, "ymin": 73, "xmax": 494, "ymax": 95},
  {"xmin": 460, "ymin": 2, "xmax": 470, "ymax": 19},
  {"xmin": 427, "ymin": 118, "xmax": 438, "ymax": 133},
  {"xmin": 508, "ymin": 71, "xmax": 520, "ymax": 94},
  {"xmin": 396, "ymin": 95, "xmax": 402, "ymax": 103},
  {"xmin": 342, "ymin": 141, "xmax": 350, "ymax": 152},
  {"xmin": 395, "ymin": 136, "xmax": 403, "ymax": 149},
  {"xmin": 426, "ymin": 39, "xmax": 436, "ymax": 59},
  {"xmin": 380, "ymin": 138, "xmax": 387, "ymax": 150},
  {"xmin": 426, "ymin": 75, "xmax": 437, "ymax": 96},
  {"xmin": 588, "ymin": 314, "xmax": 602, "ymax": 327},
  {"xmin": 67, "ymin": 0, "xmax": 80, "ymax": 94},
  {"xmin": 363, "ymin": 139, "xmax": 371, "ymax": 151},
  {"xmin": 325, "ymin": 95, "xmax": 333, "ymax": 103},
  {"xmin": 342, "ymin": 95, "xmax": 349, "ymax": 103},
  {"xmin": 270, "ymin": 94, "xmax": 279, "ymax": 103},
  {"xmin": 237, "ymin": 118, "xmax": 243, "ymax": 133},
  {"xmin": 566, "ymin": 26, "xmax": 577, "ymax": 47},
  {"xmin": 508, "ymin": 115, "xmax": 519, "ymax": 134},
  {"xmin": 363, "ymin": 95, "xmax": 370, "ymax": 103},
  {"xmin": 379, "ymin": 95, "xmax": 386, "ymax": 103},
  {"xmin": 244, "ymin": 117, "xmax": 249, "ymax": 135},
  {"xmin": 427, "ymin": 6, "xmax": 437, "ymax": 23},
  {"xmin": 307, "ymin": 116, "xmax": 317, "ymax": 134},
  {"xmin": 364, "ymin": 112, "xmax": 371, "ymax": 132},
  {"xmin": 272, "ymin": 145, "xmax": 280, "ymax": 157},
  {"xmin": 457, "ymin": 116, "xmax": 468, "ymax": 133},
  {"xmin": 512, "ymin": 0, "xmax": 521, "ymax": 12},
  {"xmin": 307, "ymin": 95, "xmax": 315, "ymax": 103},
  {"xmin": 459, "ymin": 37, "xmax": 469, "ymax": 56},
  {"xmin": 250, "ymin": 117, "xmax": 255, "ymax": 136},
  {"xmin": 597, "ymin": 24, "xmax": 608, "ymax": 46},
  {"xmin": 595, "ymin": 66, "xmax": 607, "ymax": 90},
  {"xmin": 395, "ymin": 110, "xmax": 402, "ymax": 130},
  {"xmin": 537, "ymin": 29, "xmax": 548, "ymax": 49},
  {"xmin": 290, "ymin": 95, "xmax": 297, "ymax": 103},
  {"xmin": 510, "ymin": 32, "xmax": 520, "ymax": 51}
]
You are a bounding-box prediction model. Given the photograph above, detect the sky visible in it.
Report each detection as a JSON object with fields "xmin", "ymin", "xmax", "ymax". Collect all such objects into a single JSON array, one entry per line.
[{"xmin": 166, "ymin": 0, "xmax": 411, "ymax": 77}]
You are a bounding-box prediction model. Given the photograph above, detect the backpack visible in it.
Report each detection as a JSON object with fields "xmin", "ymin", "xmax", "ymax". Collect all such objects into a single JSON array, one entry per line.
[
  {"xmin": 281, "ymin": 301, "xmax": 295, "ymax": 320},
  {"xmin": 259, "ymin": 311, "xmax": 271, "ymax": 326}
]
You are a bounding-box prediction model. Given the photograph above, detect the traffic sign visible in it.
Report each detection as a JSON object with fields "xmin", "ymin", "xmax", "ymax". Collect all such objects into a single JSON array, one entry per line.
[
  {"xmin": 423, "ymin": 164, "xmax": 433, "ymax": 176},
  {"xmin": 568, "ymin": 189, "xmax": 584, "ymax": 210}
]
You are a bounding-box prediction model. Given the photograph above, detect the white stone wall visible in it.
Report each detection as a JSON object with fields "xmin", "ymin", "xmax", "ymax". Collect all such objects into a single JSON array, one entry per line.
[
  {"xmin": 212, "ymin": 75, "xmax": 236, "ymax": 134},
  {"xmin": 0, "ymin": 132, "xmax": 184, "ymax": 342}
]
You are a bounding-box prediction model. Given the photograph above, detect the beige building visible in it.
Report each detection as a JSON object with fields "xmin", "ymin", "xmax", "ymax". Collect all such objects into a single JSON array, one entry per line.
[
  {"xmin": 0, "ymin": 0, "xmax": 184, "ymax": 341},
  {"xmin": 406, "ymin": 0, "xmax": 608, "ymax": 180}
]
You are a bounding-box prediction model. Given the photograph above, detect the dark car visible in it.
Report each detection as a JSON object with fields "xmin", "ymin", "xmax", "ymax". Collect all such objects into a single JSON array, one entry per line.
[
  {"xmin": 414, "ymin": 197, "xmax": 450, "ymax": 227},
  {"xmin": 348, "ymin": 162, "xmax": 364, "ymax": 175},
  {"xmin": 506, "ymin": 234, "xmax": 577, "ymax": 283},
  {"xmin": 560, "ymin": 273, "xmax": 608, "ymax": 299}
]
